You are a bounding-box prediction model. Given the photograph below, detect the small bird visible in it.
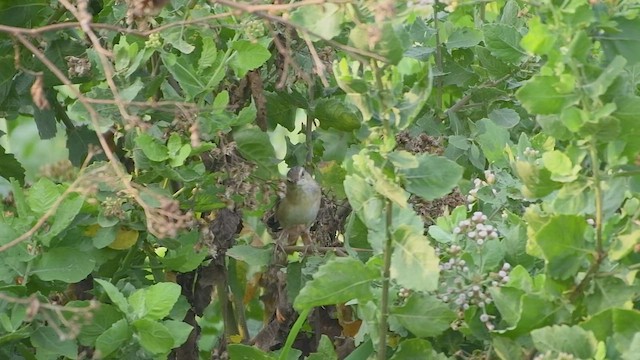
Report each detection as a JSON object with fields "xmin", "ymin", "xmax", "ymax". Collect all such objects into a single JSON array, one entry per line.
[{"xmin": 274, "ymin": 166, "xmax": 321, "ymax": 248}]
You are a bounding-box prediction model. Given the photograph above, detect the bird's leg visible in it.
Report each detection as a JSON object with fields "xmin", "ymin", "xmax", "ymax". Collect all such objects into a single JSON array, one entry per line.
[
  {"xmin": 301, "ymin": 228, "xmax": 318, "ymax": 255},
  {"xmin": 272, "ymin": 231, "xmax": 289, "ymax": 265}
]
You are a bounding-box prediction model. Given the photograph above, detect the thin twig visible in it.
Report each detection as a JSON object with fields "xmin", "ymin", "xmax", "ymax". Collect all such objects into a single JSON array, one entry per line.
[
  {"xmin": 212, "ymin": 0, "xmax": 389, "ymax": 63},
  {"xmin": 0, "ymin": 150, "xmax": 95, "ymax": 253}
]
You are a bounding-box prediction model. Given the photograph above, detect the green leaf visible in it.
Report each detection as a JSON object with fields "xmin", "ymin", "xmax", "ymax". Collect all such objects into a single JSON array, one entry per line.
[
  {"xmin": 585, "ymin": 277, "xmax": 637, "ymax": 315},
  {"xmin": 0, "ymin": 146, "xmax": 25, "ymax": 185},
  {"xmin": 390, "ymin": 339, "xmax": 447, "ymax": 360},
  {"xmin": 226, "ymin": 244, "xmax": 272, "ymax": 269},
  {"xmin": 198, "ymin": 37, "xmax": 217, "ymax": 69},
  {"xmin": 516, "ymin": 75, "xmax": 579, "ymax": 115},
  {"xmin": 391, "ymin": 294, "xmax": 456, "ymax": 338},
  {"xmin": 133, "ymin": 318, "xmax": 174, "ymax": 354},
  {"xmin": 95, "ymin": 318, "xmax": 132, "ymax": 358},
  {"xmin": 45, "ymin": 193, "xmax": 84, "ymax": 241},
  {"xmin": 520, "ymin": 17, "xmax": 556, "ymax": 55},
  {"xmin": 513, "ymin": 160, "xmax": 562, "ymax": 198},
  {"xmin": 129, "ymin": 282, "xmax": 181, "ymax": 321},
  {"xmin": 400, "ymin": 154, "xmax": 463, "ymax": 201},
  {"xmin": 583, "ymin": 56, "xmax": 627, "ymax": 100},
  {"xmin": 488, "ymin": 108, "xmax": 520, "ymax": 128},
  {"xmin": 609, "ymin": 229, "xmax": 640, "ymax": 261},
  {"xmin": 476, "ymin": 118, "xmax": 511, "ymax": 166},
  {"xmin": 95, "ymin": 279, "xmax": 130, "ymax": 315},
  {"xmin": 290, "ymin": 3, "xmax": 344, "ymax": 41},
  {"xmin": 533, "ymin": 215, "xmax": 587, "ymax": 279},
  {"xmin": 542, "ymin": 150, "xmax": 578, "ymax": 182},
  {"xmin": 344, "ymin": 174, "xmax": 385, "ymax": 251},
  {"xmin": 163, "ymin": 320, "xmax": 193, "ymax": 348},
  {"xmin": 75, "ymin": 303, "xmax": 124, "ymax": 346},
  {"xmin": 483, "ymin": 24, "xmax": 526, "ymax": 64},
  {"xmin": 390, "ymin": 226, "xmax": 439, "ymax": 292},
  {"xmin": 161, "ymin": 231, "xmax": 208, "ymax": 272},
  {"xmin": 161, "ymin": 53, "xmax": 206, "ymax": 99},
  {"xmin": 600, "ymin": 17, "xmax": 640, "ymax": 65},
  {"xmin": 313, "ymin": 98, "xmax": 361, "ymax": 131},
  {"xmin": 233, "ymin": 126, "xmax": 277, "ymax": 175},
  {"xmin": 307, "ymin": 335, "xmax": 338, "ymax": 360},
  {"xmin": 27, "ymin": 178, "xmax": 60, "ymax": 214},
  {"xmin": 293, "ymin": 257, "xmax": 378, "ymax": 311},
  {"xmin": 446, "ymin": 28, "xmax": 483, "ymax": 49},
  {"xmin": 531, "ymin": 325, "xmax": 597, "ymax": 359},
  {"xmin": 135, "ymin": 133, "xmax": 169, "ymax": 162},
  {"xmin": 493, "ymin": 336, "xmax": 524, "ymax": 360},
  {"xmin": 164, "ymin": 27, "xmax": 196, "ymax": 54},
  {"xmin": 31, "ymin": 326, "xmax": 77, "ymax": 359},
  {"xmin": 230, "ymin": 40, "xmax": 271, "ymax": 78},
  {"xmin": 228, "ymin": 344, "xmax": 276, "ymax": 359},
  {"xmin": 32, "ymin": 247, "xmax": 95, "ymax": 283}
]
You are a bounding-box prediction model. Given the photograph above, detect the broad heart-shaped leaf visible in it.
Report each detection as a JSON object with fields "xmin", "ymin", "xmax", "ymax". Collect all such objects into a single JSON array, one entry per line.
[
  {"xmin": 30, "ymin": 326, "xmax": 77, "ymax": 359},
  {"xmin": 128, "ymin": 282, "xmax": 181, "ymax": 321},
  {"xmin": 289, "ymin": 3, "xmax": 344, "ymax": 41},
  {"xmin": 0, "ymin": 145, "xmax": 25, "ymax": 185},
  {"xmin": 227, "ymin": 344, "xmax": 276, "ymax": 359},
  {"xmin": 531, "ymin": 325, "xmax": 597, "ymax": 359},
  {"xmin": 516, "ymin": 75, "xmax": 579, "ymax": 115},
  {"xmin": 135, "ymin": 133, "xmax": 169, "ymax": 162},
  {"xmin": 313, "ymin": 98, "xmax": 361, "ymax": 131},
  {"xmin": 226, "ymin": 244, "xmax": 272, "ymax": 269},
  {"xmin": 230, "ymin": 40, "xmax": 271, "ymax": 78},
  {"xmin": 132, "ymin": 318, "xmax": 174, "ymax": 354},
  {"xmin": 293, "ymin": 257, "xmax": 378, "ymax": 311},
  {"xmin": 95, "ymin": 318, "xmax": 132, "ymax": 358},
  {"xmin": 400, "ymin": 154, "xmax": 463, "ymax": 201},
  {"xmin": 483, "ymin": 24, "xmax": 527, "ymax": 64},
  {"xmin": 95, "ymin": 279, "xmax": 130, "ymax": 315},
  {"xmin": 533, "ymin": 215, "xmax": 587, "ymax": 279},
  {"xmin": 391, "ymin": 293, "xmax": 456, "ymax": 338},
  {"xmin": 390, "ymin": 226, "xmax": 439, "ymax": 292},
  {"xmin": 32, "ymin": 247, "xmax": 95, "ymax": 283}
]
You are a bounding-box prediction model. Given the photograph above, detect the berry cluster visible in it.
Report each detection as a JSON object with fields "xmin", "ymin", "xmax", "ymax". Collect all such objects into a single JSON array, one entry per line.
[
  {"xmin": 145, "ymin": 33, "xmax": 162, "ymax": 48},
  {"xmin": 453, "ymin": 211, "xmax": 499, "ymax": 246}
]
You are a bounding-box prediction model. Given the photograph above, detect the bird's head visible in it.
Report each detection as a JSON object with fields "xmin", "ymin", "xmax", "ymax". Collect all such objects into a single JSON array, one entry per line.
[{"xmin": 286, "ymin": 166, "xmax": 312, "ymax": 186}]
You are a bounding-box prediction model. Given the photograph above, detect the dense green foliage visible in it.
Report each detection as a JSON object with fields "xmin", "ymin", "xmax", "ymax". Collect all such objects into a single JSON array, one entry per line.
[{"xmin": 1, "ymin": 0, "xmax": 640, "ymax": 359}]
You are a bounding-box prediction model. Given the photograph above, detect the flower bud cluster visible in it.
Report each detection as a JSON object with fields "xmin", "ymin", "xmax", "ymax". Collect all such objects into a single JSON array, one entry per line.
[
  {"xmin": 490, "ymin": 262, "xmax": 512, "ymax": 286},
  {"xmin": 524, "ymin": 147, "xmax": 540, "ymax": 158},
  {"xmin": 467, "ymin": 170, "xmax": 496, "ymax": 203},
  {"xmin": 453, "ymin": 211, "xmax": 499, "ymax": 246}
]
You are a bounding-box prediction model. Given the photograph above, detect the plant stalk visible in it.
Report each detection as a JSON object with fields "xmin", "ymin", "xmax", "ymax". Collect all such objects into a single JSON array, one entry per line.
[{"xmin": 377, "ymin": 200, "xmax": 394, "ymax": 360}]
